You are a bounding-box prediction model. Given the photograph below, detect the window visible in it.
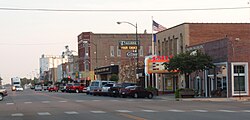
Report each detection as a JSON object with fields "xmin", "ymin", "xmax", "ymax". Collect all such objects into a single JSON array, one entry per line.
[
  {"xmin": 117, "ymin": 46, "xmax": 121, "ymax": 57},
  {"xmin": 139, "ymin": 46, "xmax": 143, "ymax": 56},
  {"xmin": 232, "ymin": 63, "xmax": 248, "ymax": 96},
  {"xmin": 110, "ymin": 46, "xmax": 114, "ymax": 57},
  {"xmin": 148, "ymin": 46, "xmax": 152, "ymax": 55}
]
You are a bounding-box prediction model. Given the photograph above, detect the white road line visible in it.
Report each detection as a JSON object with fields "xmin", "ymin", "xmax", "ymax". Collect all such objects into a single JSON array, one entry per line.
[
  {"xmin": 11, "ymin": 113, "xmax": 24, "ymax": 117},
  {"xmin": 64, "ymin": 111, "xmax": 79, "ymax": 115},
  {"xmin": 37, "ymin": 112, "xmax": 51, "ymax": 116},
  {"xmin": 110, "ymin": 100, "xmax": 119, "ymax": 102},
  {"xmin": 24, "ymin": 102, "xmax": 32, "ymax": 104},
  {"xmin": 217, "ymin": 110, "xmax": 236, "ymax": 112},
  {"xmin": 241, "ymin": 110, "xmax": 250, "ymax": 112},
  {"xmin": 41, "ymin": 101, "xmax": 50, "ymax": 103},
  {"xmin": 90, "ymin": 111, "xmax": 106, "ymax": 113},
  {"xmin": 59, "ymin": 101, "xmax": 67, "ymax": 103},
  {"xmin": 6, "ymin": 103, "xmax": 14, "ymax": 105},
  {"xmin": 116, "ymin": 110, "xmax": 133, "ymax": 113},
  {"xmin": 142, "ymin": 110, "xmax": 158, "ymax": 112},
  {"xmin": 76, "ymin": 100, "xmax": 85, "ymax": 102},
  {"xmin": 126, "ymin": 99, "xmax": 134, "ymax": 102},
  {"xmin": 192, "ymin": 110, "xmax": 208, "ymax": 112},
  {"xmin": 143, "ymin": 100, "xmax": 153, "ymax": 102},
  {"xmin": 92, "ymin": 100, "xmax": 101, "ymax": 102},
  {"xmin": 168, "ymin": 109, "xmax": 185, "ymax": 112}
]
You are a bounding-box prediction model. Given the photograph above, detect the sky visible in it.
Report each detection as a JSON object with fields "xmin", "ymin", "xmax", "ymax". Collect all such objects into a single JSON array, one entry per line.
[{"xmin": 0, "ymin": 0, "xmax": 249, "ymax": 84}]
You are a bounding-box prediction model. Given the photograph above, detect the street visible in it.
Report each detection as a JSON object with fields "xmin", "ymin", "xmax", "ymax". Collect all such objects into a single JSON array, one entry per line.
[{"xmin": 0, "ymin": 88, "xmax": 250, "ymax": 120}]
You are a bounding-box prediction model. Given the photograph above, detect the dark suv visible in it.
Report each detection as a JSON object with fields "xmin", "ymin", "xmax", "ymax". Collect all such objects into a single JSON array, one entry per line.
[
  {"xmin": 108, "ymin": 82, "xmax": 136, "ymax": 97},
  {"xmin": 0, "ymin": 86, "xmax": 8, "ymax": 101}
]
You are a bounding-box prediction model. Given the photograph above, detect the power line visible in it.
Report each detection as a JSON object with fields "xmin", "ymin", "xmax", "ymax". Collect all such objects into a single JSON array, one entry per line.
[
  {"xmin": 0, "ymin": 42, "xmax": 67, "ymax": 46},
  {"xmin": 0, "ymin": 6, "xmax": 249, "ymax": 12}
]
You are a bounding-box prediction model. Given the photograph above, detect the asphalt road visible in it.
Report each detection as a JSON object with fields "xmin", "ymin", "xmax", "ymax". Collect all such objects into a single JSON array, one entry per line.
[{"xmin": 0, "ymin": 88, "xmax": 250, "ymax": 120}]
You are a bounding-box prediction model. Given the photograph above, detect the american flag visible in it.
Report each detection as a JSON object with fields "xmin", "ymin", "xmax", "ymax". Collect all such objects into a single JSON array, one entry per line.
[{"xmin": 153, "ymin": 20, "xmax": 166, "ymax": 32}]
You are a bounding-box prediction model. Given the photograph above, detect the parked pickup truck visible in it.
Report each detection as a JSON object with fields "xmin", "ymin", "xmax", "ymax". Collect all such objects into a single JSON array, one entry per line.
[
  {"xmin": 0, "ymin": 86, "xmax": 8, "ymax": 101},
  {"xmin": 66, "ymin": 83, "xmax": 85, "ymax": 93}
]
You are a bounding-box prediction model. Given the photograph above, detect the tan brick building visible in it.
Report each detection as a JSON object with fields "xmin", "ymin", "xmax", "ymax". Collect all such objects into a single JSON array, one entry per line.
[
  {"xmin": 156, "ymin": 23, "xmax": 250, "ymax": 97},
  {"xmin": 77, "ymin": 32, "xmax": 152, "ymax": 84}
]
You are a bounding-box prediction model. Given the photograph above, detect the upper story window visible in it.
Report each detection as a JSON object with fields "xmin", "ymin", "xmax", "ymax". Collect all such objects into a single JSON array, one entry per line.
[
  {"xmin": 110, "ymin": 46, "xmax": 115, "ymax": 57},
  {"xmin": 117, "ymin": 46, "xmax": 121, "ymax": 57}
]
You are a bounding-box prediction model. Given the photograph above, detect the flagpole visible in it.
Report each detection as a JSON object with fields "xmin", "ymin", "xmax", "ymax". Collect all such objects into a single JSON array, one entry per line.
[{"xmin": 151, "ymin": 16, "xmax": 155, "ymax": 55}]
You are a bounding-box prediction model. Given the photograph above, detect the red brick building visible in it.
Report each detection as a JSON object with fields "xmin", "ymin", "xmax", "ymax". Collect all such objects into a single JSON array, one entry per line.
[
  {"xmin": 77, "ymin": 32, "xmax": 152, "ymax": 84},
  {"xmin": 156, "ymin": 23, "xmax": 250, "ymax": 97}
]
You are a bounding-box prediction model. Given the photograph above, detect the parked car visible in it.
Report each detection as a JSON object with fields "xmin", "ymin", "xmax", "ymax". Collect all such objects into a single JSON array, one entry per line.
[
  {"xmin": 101, "ymin": 83, "xmax": 115, "ymax": 96},
  {"xmin": 87, "ymin": 80, "xmax": 115, "ymax": 95},
  {"xmin": 48, "ymin": 85, "xmax": 59, "ymax": 92},
  {"xmin": 108, "ymin": 82, "xmax": 136, "ymax": 97},
  {"xmin": 34, "ymin": 85, "xmax": 43, "ymax": 91},
  {"xmin": 66, "ymin": 83, "xmax": 85, "ymax": 93},
  {"xmin": 120, "ymin": 86, "xmax": 153, "ymax": 99},
  {"xmin": 59, "ymin": 83, "xmax": 66, "ymax": 92},
  {"xmin": 0, "ymin": 86, "xmax": 7, "ymax": 101},
  {"xmin": 43, "ymin": 86, "xmax": 48, "ymax": 91},
  {"xmin": 15, "ymin": 86, "xmax": 24, "ymax": 91}
]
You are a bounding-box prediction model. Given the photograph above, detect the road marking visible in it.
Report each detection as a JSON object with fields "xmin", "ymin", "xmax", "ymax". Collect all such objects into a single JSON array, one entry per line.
[
  {"xmin": 217, "ymin": 110, "xmax": 236, "ymax": 112},
  {"xmin": 142, "ymin": 110, "xmax": 158, "ymax": 112},
  {"xmin": 192, "ymin": 110, "xmax": 208, "ymax": 112},
  {"xmin": 116, "ymin": 110, "xmax": 133, "ymax": 113},
  {"xmin": 6, "ymin": 103, "xmax": 14, "ymax": 105},
  {"xmin": 168, "ymin": 109, "xmax": 185, "ymax": 112},
  {"xmin": 76, "ymin": 100, "xmax": 85, "ymax": 102},
  {"xmin": 241, "ymin": 110, "xmax": 250, "ymax": 112},
  {"xmin": 59, "ymin": 101, "xmax": 67, "ymax": 103},
  {"xmin": 110, "ymin": 100, "xmax": 119, "ymax": 102},
  {"xmin": 119, "ymin": 113, "xmax": 146, "ymax": 120},
  {"xmin": 65, "ymin": 111, "xmax": 79, "ymax": 115},
  {"xmin": 92, "ymin": 100, "xmax": 101, "ymax": 102},
  {"xmin": 143, "ymin": 100, "xmax": 152, "ymax": 102},
  {"xmin": 37, "ymin": 112, "xmax": 51, "ymax": 116},
  {"xmin": 126, "ymin": 99, "xmax": 134, "ymax": 102},
  {"xmin": 11, "ymin": 113, "xmax": 24, "ymax": 117},
  {"xmin": 90, "ymin": 111, "xmax": 106, "ymax": 113},
  {"xmin": 41, "ymin": 101, "xmax": 50, "ymax": 103},
  {"xmin": 24, "ymin": 102, "xmax": 32, "ymax": 104}
]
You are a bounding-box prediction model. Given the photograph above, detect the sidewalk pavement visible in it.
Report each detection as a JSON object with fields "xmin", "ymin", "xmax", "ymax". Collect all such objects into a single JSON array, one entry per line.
[{"xmin": 155, "ymin": 94, "xmax": 250, "ymax": 102}]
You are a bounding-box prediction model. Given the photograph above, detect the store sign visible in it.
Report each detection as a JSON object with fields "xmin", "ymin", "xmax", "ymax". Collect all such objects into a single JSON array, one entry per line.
[
  {"xmin": 119, "ymin": 40, "xmax": 140, "ymax": 50},
  {"xmin": 145, "ymin": 55, "xmax": 177, "ymax": 75},
  {"xmin": 126, "ymin": 52, "xmax": 138, "ymax": 57}
]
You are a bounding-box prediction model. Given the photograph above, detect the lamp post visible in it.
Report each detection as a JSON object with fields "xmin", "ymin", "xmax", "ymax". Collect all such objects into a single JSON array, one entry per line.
[{"xmin": 117, "ymin": 21, "xmax": 139, "ymax": 83}]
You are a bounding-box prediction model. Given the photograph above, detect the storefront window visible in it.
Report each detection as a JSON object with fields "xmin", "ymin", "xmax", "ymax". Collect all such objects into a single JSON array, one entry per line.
[{"xmin": 232, "ymin": 63, "xmax": 248, "ymax": 95}]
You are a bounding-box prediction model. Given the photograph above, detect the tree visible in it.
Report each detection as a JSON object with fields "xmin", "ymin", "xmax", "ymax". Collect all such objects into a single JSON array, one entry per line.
[
  {"xmin": 163, "ymin": 50, "xmax": 214, "ymax": 88},
  {"xmin": 110, "ymin": 74, "xmax": 119, "ymax": 82}
]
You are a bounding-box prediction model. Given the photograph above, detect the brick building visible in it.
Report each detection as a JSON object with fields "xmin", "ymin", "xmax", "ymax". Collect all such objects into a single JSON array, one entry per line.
[
  {"xmin": 156, "ymin": 23, "xmax": 250, "ymax": 97},
  {"xmin": 77, "ymin": 32, "xmax": 152, "ymax": 84}
]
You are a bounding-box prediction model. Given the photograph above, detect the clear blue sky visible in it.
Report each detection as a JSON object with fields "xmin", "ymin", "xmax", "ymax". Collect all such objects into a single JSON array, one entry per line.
[{"xmin": 0, "ymin": 0, "xmax": 249, "ymax": 84}]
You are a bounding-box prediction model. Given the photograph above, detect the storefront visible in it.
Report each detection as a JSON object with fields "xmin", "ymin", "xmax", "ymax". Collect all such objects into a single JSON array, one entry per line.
[{"xmin": 94, "ymin": 65, "xmax": 119, "ymax": 80}]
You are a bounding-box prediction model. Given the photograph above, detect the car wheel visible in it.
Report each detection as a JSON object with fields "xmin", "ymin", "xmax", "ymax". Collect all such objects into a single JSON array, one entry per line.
[
  {"xmin": 134, "ymin": 93, "xmax": 138, "ymax": 98},
  {"xmin": 0, "ymin": 94, "xmax": 3, "ymax": 101},
  {"xmin": 147, "ymin": 93, "xmax": 153, "ymax": 99}
]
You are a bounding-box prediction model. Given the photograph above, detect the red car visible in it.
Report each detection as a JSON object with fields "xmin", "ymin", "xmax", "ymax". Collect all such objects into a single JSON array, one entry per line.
[
  {"xmin": 120, "ymin": 86, "xmax": 153, "ymax": 99},
  {"xmin": 48, "ymin": 85, "xmax": 59, "ymax": 92},
  {"xmin": 66, "ymin": 83, "xmax": 85, "ymax": 93}
]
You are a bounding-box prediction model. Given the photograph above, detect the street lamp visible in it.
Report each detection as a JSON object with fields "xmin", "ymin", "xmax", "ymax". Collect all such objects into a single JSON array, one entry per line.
[{"xmin": 117, "ymin": 21, "xmax": 139, "ymax": 82}]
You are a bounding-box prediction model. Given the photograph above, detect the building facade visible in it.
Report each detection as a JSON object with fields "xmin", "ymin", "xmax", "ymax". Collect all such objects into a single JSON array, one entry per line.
[
  {"xmin": 156, "ymin": 23, "xmax": 250, "ymax": 97},
  {"xmin": 77, "ymin": 32, "xmax": 152, "ymax": 84}
]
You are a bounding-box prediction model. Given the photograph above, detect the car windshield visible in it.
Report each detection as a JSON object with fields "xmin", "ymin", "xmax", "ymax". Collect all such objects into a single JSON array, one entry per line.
[
  {"xmin": 90, "ymin": 82, "xmax": 99, "ymax": 86},
  {"xmin": 104, "ymin": 84, "xmax": 113, "ymax": 87}
]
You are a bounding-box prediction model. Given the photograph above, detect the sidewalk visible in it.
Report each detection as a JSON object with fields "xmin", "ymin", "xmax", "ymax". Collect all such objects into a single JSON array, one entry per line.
[{"xmin": 156, "ymin": 94, "xmax": 250, "ymax": 102}]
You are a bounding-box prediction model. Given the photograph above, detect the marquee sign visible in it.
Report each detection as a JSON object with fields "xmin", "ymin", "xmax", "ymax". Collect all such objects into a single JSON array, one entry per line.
[{"xmin": 119, "ymin": 40, "xmax": 140, "ymax": 50}]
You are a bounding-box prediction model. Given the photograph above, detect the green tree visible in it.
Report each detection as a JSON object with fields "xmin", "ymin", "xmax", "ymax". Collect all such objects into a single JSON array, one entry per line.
[
  {"xmin": 110, "ymin": 74, "xmax": 119, "ymax": 82},
  {"xmin": 163, "ymin": 50, "xmax": 214, "ymax": 88}
]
